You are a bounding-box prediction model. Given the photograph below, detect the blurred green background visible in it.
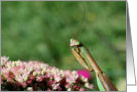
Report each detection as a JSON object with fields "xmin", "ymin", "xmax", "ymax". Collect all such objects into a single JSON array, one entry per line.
[{"xmin": 1, "ymin": 1, "xmax": 126, "ymax": 91}]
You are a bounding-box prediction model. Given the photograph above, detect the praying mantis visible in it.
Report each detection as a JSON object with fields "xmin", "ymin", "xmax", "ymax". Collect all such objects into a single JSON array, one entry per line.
[{"xmin": 70, "ymin": 38, "xmax": 118, "ymax": 91}]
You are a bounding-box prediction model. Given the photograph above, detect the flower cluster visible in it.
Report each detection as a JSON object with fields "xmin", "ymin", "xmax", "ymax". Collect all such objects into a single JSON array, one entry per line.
[{"xmin": 1, "ymin": 56, "xmax": 93, "ymax": 91}]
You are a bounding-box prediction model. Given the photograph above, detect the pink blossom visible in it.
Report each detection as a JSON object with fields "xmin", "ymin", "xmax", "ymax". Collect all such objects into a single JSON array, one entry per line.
[
  {"xmin": 21, "ymin": 82, "xmax": 27, "ymax": 88},
  {"xmin": 79, "ymin": 88, "xmax": 85, "ymax": 91},
  {"xmin": 77, "ymin": 69, "xmax": 92, "ymax": 80},
  {"xmin": 89, "ymin": 84, "xmax": 94, "ymax": 89},
  {"xmin": 1, "ymin": 56, "xmax": 94, "ymax": 91}
]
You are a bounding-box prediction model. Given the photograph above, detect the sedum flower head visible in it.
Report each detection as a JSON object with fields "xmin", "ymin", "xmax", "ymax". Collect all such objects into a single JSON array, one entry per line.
[{"xmin": 1, "ymin": 56, "xmax": 94, "ymax": 91}]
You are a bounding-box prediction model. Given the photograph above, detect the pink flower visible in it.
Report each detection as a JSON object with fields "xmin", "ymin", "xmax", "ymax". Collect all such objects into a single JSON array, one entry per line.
[
  {"xmin": 79, "ymin": 88, "xmax": 85, "ymax": 91},
  {"xmin": 77, "ymin": 69, "xmax": 92, "ymax": 80},
  {"xmin": 89, "ymin": 84, "xmax": 94, "ymax": 89},
  {"xmin": 21, "ymin": 82, "xmax": 27, "ymax": 88},
  {"xmin": 47, "ymin": 88, "xmax": 52, "ymax": 91},
  {"xmin": 36, "ymin": 76, "xmax": 43, "ymax": 82},
  {"xmin": 1, "ymin": 56, "xmax": 94, "ymax": 91},
  {"xmin": 27, "ymin": 79, "xmax": 32, "ymax": 85}
]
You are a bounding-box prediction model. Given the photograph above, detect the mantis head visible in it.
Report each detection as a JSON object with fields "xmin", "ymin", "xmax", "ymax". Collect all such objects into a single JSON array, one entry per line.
[{"xmin": 70, "ymin": 38, "xmax": 81, "ymax": 47}]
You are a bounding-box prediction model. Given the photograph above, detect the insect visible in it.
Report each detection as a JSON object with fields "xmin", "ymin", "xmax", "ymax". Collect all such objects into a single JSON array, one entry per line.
[{"xmin": 70, "ymin": 38, "xmax": 118, "ymax": 91}]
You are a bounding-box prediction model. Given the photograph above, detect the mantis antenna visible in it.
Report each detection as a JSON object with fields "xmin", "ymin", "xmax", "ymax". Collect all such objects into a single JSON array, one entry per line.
[
  {"xmin": 54, "ymin": 2, "xmax": 87, "ymax": 39},
  {"xmin": 71, "ymin": 2, "xmax": 86, "ymax": 39}
]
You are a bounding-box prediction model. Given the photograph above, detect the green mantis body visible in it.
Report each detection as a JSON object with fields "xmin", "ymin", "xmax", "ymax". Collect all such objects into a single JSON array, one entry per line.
[{"xmin": 70, "ymin": 38, "xmax": 118, "ymax": 91}]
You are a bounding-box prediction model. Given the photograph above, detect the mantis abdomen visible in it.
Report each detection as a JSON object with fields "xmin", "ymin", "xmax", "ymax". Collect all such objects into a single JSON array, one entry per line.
[{"xmin": 97, "ymin": 72, "xmax": 118, "ymax": 91}]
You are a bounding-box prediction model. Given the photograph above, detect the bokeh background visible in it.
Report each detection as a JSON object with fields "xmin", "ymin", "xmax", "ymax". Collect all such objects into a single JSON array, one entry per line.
[{"xmin": 1, "ymin": 1, "xmax": 126, "ymax": 91}]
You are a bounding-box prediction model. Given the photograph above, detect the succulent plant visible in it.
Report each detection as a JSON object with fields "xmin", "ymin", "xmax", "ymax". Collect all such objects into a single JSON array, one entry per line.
[{"xmin": 1, "ymin": 56, "xmax": 93, "ymax": 91}]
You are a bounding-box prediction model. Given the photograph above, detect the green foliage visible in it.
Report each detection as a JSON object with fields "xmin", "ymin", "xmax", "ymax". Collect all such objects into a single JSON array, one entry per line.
[{"xmin": 1, "ymin": 1, "xmax": 126, "ymax": 91}]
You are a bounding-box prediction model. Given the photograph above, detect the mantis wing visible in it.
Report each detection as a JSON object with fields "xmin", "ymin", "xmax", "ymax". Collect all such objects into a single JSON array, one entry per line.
[{"xmin": 96, "ymin": 74, "xmax": 105, "ymax": 91}]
